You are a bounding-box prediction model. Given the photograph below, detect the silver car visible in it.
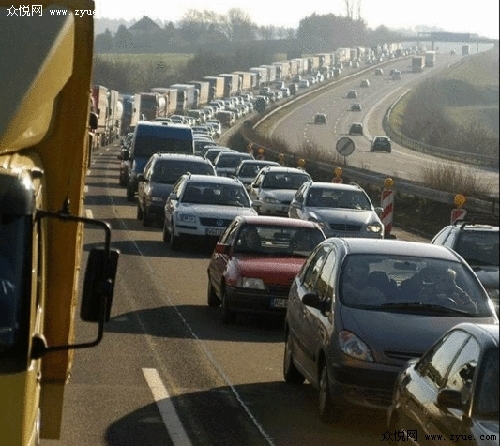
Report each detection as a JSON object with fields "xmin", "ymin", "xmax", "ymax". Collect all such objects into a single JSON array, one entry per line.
[
  {"xmin": 249, "ymin": 166, "xmax": 312, "ymax": 216},
  {"xmin": 234, "ymin": 160, "xmax": 280, "ymax": 189},
  {"xmin": 289, "ymin": 181, "xmax": 385, "ymax": 238}
]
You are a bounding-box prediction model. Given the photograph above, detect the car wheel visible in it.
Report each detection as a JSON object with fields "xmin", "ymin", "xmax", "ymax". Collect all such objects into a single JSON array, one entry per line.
[
  {"xmin": 136, "ymin": 204, "xmax": 143, "ymax": 220},
  {"xmin": 170, "ymin": 223, "xmax": 180, "ymax": 251},
  {"xmin": 207, "ymin": 277, "xmax": 220, "ymax": 307},
  {"xmin": 318, "ymin": 362, "xmax": 337, "ymax": 423},
  {"xmin": 162, "ymin": 221, "xmax": 169, "ymax": 243},
  {"xmin": 283, "ymin": 331, "xmax": 305, "ymax": 385},
  {"xmin": 143, "ymin": 211, "xmax": 151, "ymax": 227},
  {"xmin": 219, "ymin": 289, "xmax": 234, "ymax": 324}
]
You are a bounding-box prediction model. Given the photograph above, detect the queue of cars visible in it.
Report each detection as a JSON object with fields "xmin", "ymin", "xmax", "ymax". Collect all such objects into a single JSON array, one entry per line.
[{"xmin": 117, "ymin": 79, "xmax": 499, "ymax": 442}]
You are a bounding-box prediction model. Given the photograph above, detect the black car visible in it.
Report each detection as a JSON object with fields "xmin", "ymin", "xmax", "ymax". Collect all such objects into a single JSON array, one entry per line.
[
  {"xmin": 348, "ymin": 122, "xmax": 363, "ymax": 135},
  {"xmin": 351, "ymin": 103, "xmax": 362, "ymax": 112},
  {"xmin": 431, "ymin": 220, "xmax": 499, "ymax": 314},
  {"xmin": 387, "ymin": 323, "xmax": 499, "ymax": 446},
  {"xmin": 137, "ymin": 153, "xmax": 215, "ymax": 226},
  {"xmin": 371, "ymin": 136, "xmax": 392, "ymax": 152},
  {"xmin": 314, "ymin": 113, "xmax": 327, "ymax": 124}
]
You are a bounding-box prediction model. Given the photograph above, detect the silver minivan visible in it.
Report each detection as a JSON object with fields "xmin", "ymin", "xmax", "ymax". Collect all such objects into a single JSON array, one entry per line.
[{"xmin": 283, "ymin": 238, "xmax": 498, "ymax": 422}]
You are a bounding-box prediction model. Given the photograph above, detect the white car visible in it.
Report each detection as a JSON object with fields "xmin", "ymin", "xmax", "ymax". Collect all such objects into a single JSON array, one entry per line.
[
  {"xmin": 248, "ymin": 166, "xmax": 312, "ymax": 216},
  {"xmin": 234, "ymin": 160, "xmax": 280, "ymax": 189},
  {"xmin": 288, "ymin": 181, "xmax": 385, "ymax": 239},
  {"xmin": 163, "ymin": 174, "xmax": 257, "ymax": 250}
]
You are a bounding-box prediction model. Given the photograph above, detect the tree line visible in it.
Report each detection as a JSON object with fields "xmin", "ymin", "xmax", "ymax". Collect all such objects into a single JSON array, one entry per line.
[{"xmin": 94, "ymin": 9, "xmax": 405, "ymax": 54}]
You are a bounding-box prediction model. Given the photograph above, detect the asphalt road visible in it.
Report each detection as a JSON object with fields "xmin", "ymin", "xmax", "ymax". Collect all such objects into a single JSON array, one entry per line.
[
  {"xmin": 263, "ymin": 54, "xmax": 499, "ymax": 196},
  {"xmin": 41, "ymin": 140, "xmax": 430, "ymax": 446}
]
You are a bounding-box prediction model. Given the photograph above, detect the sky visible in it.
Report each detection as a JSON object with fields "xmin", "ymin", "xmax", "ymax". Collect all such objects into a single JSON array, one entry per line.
[{"xmin": 95, "ymin": 0, "xmax": 499, "ymax": 39}]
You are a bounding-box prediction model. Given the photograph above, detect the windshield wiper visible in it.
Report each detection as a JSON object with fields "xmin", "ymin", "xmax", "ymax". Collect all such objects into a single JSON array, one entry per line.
[{"xmin": 381, "ymin": 302, "xmax": 469, "ymax": 315}]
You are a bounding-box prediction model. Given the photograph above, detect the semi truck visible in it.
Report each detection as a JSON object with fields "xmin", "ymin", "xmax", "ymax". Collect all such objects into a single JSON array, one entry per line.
[
  {"xmin": 0, "ymin": 1, "xmax": 120, "ymax": 445},
  {"xmin": 203, "ymin": 76, "xmax": 225, "ymax": 100},
  {"xmin": 425, "ymin": 51, "xmax": 436, "ymax": 67},
  {"xmin": 412, "ymin": 56, "xmax": 425, "ymax": 73}
]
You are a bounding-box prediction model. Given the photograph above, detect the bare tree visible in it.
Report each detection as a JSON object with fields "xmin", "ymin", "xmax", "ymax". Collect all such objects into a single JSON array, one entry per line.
[{"xmin": 344, "ymin": 0, "xmax": 354, "ymax": 19}]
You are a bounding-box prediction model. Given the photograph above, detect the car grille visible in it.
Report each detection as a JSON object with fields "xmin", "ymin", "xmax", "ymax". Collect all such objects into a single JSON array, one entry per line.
[
  {"xmin": 328, "ymin": 223, "xmax": 362, "ymax": 232},
  {"xmin": 384, "ymin": 350, "xmax": 422, "ymax": 362},
  {"xmin": 199, "ymin": 218, "xmax": 233, "ymax": 227}
]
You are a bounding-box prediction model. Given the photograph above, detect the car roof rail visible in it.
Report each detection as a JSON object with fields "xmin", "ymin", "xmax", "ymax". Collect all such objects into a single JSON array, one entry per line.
[{"xmin": 454, "ymin": 213, "xmax": 498, "ymax": 227}]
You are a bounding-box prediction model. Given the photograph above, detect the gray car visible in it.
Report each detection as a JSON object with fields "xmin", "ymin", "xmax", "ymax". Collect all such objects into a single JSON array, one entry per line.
[
  {"xmin": 283, "ymin": 238, "xmax": 498, "ymax": 423},
  {"xmin": 288, "ymin": 181, "xmax": 385, "ymax": 239},
  {"xmin": 137, "ymin": 153, "xmax": 216, "ymax": 226}
]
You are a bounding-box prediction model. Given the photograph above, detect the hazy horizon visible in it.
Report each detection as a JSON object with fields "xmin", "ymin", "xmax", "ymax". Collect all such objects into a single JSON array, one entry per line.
[{"xmin": 94, "ymin": 0, "xmax": 499, "ymax": 40}]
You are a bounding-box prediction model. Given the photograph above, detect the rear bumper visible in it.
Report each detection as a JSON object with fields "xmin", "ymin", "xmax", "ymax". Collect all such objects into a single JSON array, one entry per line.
[{"xmin": 226, "ymin": 286, "xmax": 289, "ymax": 316}]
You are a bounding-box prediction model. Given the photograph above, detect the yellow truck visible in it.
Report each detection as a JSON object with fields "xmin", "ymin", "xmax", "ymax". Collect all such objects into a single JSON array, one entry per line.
[{"xmin": 0, "ymin": 1, "xmax": 119, "ymax": 444}]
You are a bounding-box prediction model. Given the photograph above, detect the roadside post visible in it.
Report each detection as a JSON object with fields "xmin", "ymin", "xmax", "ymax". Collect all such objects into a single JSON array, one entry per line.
[
  {"xmin": 297, "ymin": 158, "xmax": 306, "ymax": 169},
  {"xmin": 257, "ymin": 147, "xmax": 265, "ymax": 160},
  {"xmin": 278, "ymin": 152, "xmax": 285, "ymax": 165},
  {"xmin": 335, "ymin": 136, "xmax": 355, "ymax": 166},
  {"xmin": 332, "ymin": 166, "xmax": 343, "ymax": 183},
  {"xmin": 451, "ymin": 194, "xmax": 467, "ymax": 224},
  {"xmin": 381, "ymin": 177, "xmax": 395, "ymax": 239}
]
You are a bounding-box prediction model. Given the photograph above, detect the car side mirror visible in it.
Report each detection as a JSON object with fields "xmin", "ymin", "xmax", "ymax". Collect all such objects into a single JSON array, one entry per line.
[
  {"xmin": 374, "ymin": 206, "xmax": 384, "ymax": 215},
  {"xmin": 251, "ymin": 183, "xmax": 258, "ymax": 188},
  {"xmin": 437, "ymin": 389, "xmax": 463, "ymax": 410},
  {"xmin": 290, "ymin": 201, "xmax": 302, "ymax": 209},
  {"xmin": 302, "ymin": 292, "xmax": 329, "ymax": 313},
  {"xmin": 251, "ymin": 200, "xmax": 262, "ymax": 209},
  {"xmin": 214, "ymin": 243, "xmax": 231, "ymax": 254},
  {"xmin": 169, "ymin": 193, "xmax": 178, "ymax": 200}
]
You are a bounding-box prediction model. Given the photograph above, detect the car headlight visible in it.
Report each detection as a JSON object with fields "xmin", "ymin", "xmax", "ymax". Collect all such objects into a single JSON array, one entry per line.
[
  {"xmin": 308, "ymin": 217, "xmax": 326, "ymax": 229},
  {"xmin": 486, "ymin": 288, "xmax": 499, "ymax": 301},
  {"xmin": 262, "ymin": 197, "xmax": 280, "ymax": 204},
  {"xmin": 366, "ymin": 223, "xmax": 383, "ymax": 233},
  {"xmin": 339, "ymin": 330, "xmax": 374, "ymax": 362},
  {"xmin": 177, "ymin": 213, "xmax": 196, "ymax": 223},
  {"xmin": 237, "ymin": 277, "xmax": 266, "ymax": 290}
]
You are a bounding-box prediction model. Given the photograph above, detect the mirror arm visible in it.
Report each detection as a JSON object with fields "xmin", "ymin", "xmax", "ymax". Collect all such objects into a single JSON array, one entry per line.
[{"xmin": 32, "ymin": 207, "xmax": 113, "ymax": 359}]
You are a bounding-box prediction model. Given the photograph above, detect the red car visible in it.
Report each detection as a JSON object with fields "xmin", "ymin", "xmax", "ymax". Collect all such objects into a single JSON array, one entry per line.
[{"xmin": 207, "ymin": 215, "xmax": 326, "ymax": 324}]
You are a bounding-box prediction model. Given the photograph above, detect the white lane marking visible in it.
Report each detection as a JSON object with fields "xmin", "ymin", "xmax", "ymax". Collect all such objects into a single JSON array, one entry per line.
[
  {"xmin": 101, "ymin": 148, "xmax": 276, "ymax": 446},
  {"xmin": 143, "ymin": 368, "xmax": 193, "ymax": 446},
  {"xmin": 84, "ymin": 185, "xmax": 88, "ymax": 194},
  {"xmin": 85, "ymin": 209, "xmax": 93, "ymax": 219}
]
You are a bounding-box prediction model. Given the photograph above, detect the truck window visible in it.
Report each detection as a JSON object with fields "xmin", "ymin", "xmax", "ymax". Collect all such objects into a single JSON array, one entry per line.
[{"xmin": 0, "ymin": 215, "xmax": 27, "ymax": 348}]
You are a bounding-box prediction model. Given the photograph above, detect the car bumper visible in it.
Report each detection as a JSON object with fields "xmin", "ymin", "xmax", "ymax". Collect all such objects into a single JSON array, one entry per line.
[
  {"xmin": 323, "ymin": 229, "xmax": 384, "ymax": 239},
  {"xmin": 329, "ymin": 363, "xmax": 400, "ymax": 409},
  {"xmin": 225, "ymin": 286, "xmax": 289, "ymax": 316},
  {"xmin": 259, "ymin": 203, "xmax": 290, "ymax": 216}
]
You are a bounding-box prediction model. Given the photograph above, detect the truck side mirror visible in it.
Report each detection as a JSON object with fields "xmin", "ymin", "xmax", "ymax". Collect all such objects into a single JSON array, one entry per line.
[{"xmin": 81, "ymin": 248, "xmax": 119, "ymax": 323}]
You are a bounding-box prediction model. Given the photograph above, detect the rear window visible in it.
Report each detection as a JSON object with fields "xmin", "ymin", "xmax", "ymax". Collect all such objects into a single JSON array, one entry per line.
[
  {"xmin": 151, "ymin": 160, "xmax": 214, "ymax": 183},
  {"xmin": 133, "ymin": 125, "xmax": 193, "ymax": 157},
  {"xmin": 262, "ymin": 172, "xmax": 311, "ymax": 190}
]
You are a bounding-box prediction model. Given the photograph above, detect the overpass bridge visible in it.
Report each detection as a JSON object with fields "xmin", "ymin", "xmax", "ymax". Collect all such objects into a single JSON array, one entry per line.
[{"xmin": 402, "ymin": 32, "xmax": 498, "ymax": 49}]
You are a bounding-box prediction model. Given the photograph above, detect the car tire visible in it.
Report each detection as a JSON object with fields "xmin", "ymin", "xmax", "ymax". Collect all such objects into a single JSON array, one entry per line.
[
  {"xmin": 318, "ymin": 362, "xmax": 337, "ymax": 423},
  {"xmin": 220, "ymin": 289, "xmax": 234, "ymax": 324},
  {"xmin": 283, "ymin": 331, "xmax": 305, "ymax": 385},
  {"xmin": 137, "ymin": 204, "xmax": 143, "ymax": 220},
  {"xmin": 170, "ymin": 223, "xmax": 180, "ymax": 251},
  {"xmin": 162, "ymin": 222, "xmax": 169, "ymax": 243},
  {"xmin": 143, "ymin": 211, "xmax": 151, "ymax": 227},
  {"xmin": 207, "ymin": 278, "xmax": 220, "ymax": 307}
]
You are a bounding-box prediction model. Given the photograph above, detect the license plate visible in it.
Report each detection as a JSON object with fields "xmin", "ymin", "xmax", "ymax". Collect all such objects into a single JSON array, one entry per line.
[
  {"xmin": 206, "ymin": 227, "xmax": 225, "ymax": 236},
  {"xmin": 271, "ymin": 298, "xmax": 287, "ymax": 308}
]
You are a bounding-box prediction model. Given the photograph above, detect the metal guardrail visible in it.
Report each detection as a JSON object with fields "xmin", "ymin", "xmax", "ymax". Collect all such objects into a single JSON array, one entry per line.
[
  {"xmin": 220, "ymin": 59, "xmax": 499, "ymax": 220},
  {"xmin": 384, "ymin": 91, "xmax": 499, "ymax": 166}
]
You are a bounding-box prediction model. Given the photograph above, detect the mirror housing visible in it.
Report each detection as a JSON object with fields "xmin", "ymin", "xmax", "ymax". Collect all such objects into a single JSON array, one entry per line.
[
  {"xmin": 214, "ymin": 243, "xmax": 231, "ymax": 255},
  {"xmin": 437, "ymin": 389, "xmax": 463, "ymax": 410},
  {"xmin": 302, "ymin": 292, "xmax": 329, "ymax": 314}
]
